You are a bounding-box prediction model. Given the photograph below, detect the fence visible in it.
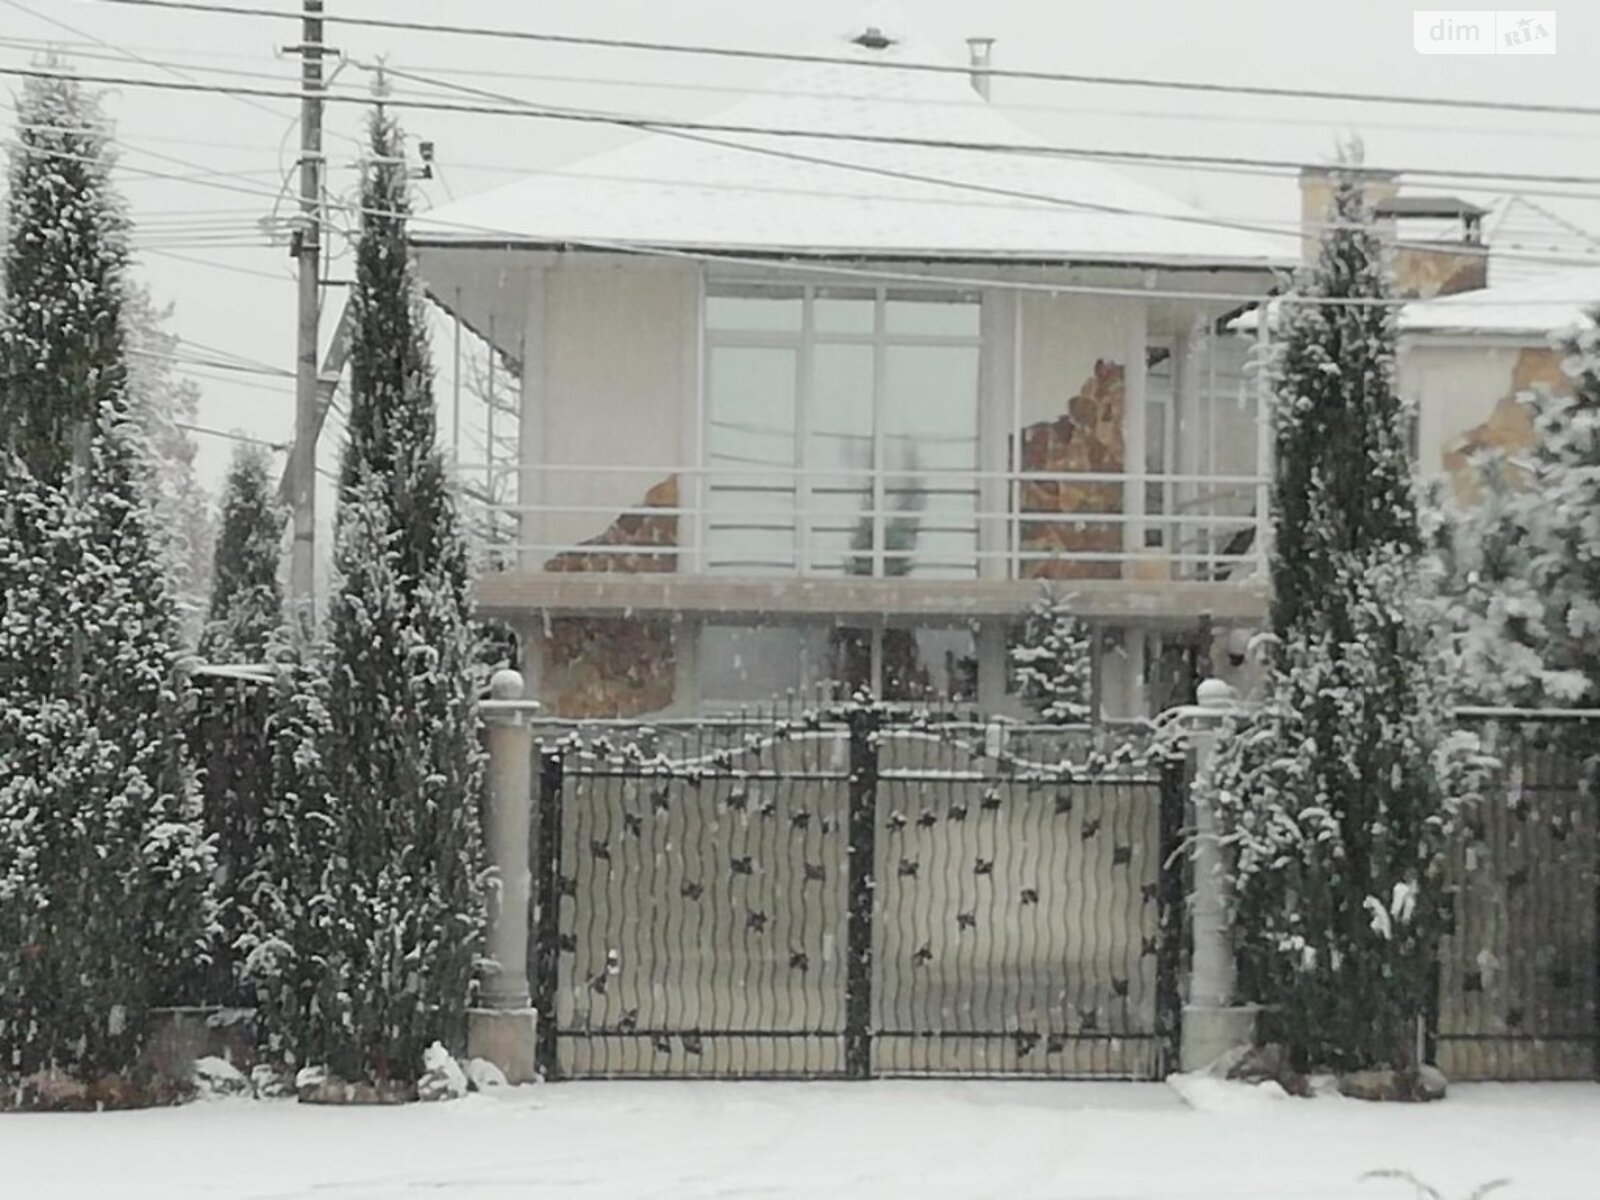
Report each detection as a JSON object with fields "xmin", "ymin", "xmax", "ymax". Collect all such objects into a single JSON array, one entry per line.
[
  {"xmin": 184, "ymin": 675, "xmax": 1600, "ymax": 1083},
  {"xmin": 1432, "ymin": 714, "xmax": 1600, "ymax": 1080},
  {"xmin": 528, "ymin": 711, "xmax": 1186, "ymax": 1080}
]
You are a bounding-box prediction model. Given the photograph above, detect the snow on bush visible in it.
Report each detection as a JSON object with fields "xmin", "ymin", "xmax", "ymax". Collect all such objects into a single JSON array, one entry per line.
[{"xmin": 1009, "ymin": 588, "xmax": 1092, "ymax": 723}]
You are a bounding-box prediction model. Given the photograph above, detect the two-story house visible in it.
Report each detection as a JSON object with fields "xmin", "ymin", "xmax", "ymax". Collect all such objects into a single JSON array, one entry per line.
[{"xmin": 412, "ymin": 10, "xmax": 1291, "ymax": 719}]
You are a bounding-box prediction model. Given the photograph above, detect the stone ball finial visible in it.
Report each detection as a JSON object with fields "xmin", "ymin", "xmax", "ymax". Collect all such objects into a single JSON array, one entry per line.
[
  {"xmin": 1196, "ymin": 678, "xmax": 1238, "ymax": 709},
  {"xmin": 489, "ymin": 668, "xmax": 526, "ymax": 702}
]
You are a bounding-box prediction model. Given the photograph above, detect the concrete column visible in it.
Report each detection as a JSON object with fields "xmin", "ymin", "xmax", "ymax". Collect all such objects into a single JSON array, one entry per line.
[
  {"xmin": 1178, "ymin": 677, "xmax": 1260, "ymax": 1071},
  {"xmin": 469, "ymin": 668, "xmax": 540, "ymax": 1082},
  {"xmin": 481, "ymin": 668, "xmax": 533, "ymax": 1008}
]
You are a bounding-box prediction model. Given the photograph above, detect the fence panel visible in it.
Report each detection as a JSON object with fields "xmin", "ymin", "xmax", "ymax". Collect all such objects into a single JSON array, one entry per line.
[{"xmin": 1437, "ymin": 719, "xmax": 1600, "ymax": 1080}]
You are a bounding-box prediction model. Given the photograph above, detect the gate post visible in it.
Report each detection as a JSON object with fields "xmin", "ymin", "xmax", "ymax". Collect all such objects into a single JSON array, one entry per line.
[
  {"xmin": 531, "ymin": 748, "xmax": 565, "ymax": 1081},
  {"xmin": 1178, "ymin": 678, "xmax": 1259, "ymax": 1072},
  {"xmin": 844, "ymin": 707, "xmax": 879, "ymax": 1079},
  {"xmin": 1155, "ymin": 753, "xmax": 1187, "ymax": 1076},
  {"xmin": 467, "ymin": 669, "xmax": 539, "ymax": 1082}
]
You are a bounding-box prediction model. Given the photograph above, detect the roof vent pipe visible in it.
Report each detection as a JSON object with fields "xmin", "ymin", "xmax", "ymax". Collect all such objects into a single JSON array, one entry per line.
[
  {"xmin": 967, "ymin": 37, "xmax": 995, "ymax": 100},
  {"xmin": 852, "ymin": 26, "xmax": 894, "ymax": 51}
]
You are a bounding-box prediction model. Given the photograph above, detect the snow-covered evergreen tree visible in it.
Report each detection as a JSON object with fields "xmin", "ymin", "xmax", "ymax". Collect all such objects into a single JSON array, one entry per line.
[
  {"xmin": 0, "ymin": 71, "xmax": 214, "ymax": 1078},
  {"xmin": 1199, "ymin": 166, "xmax": 1481, "ymax": 1073},
  {"xmin": 1433, "ymin": 326, "xmax": 1600, "ymax": 708},
  {"xmin": 1269, "ymin": 171, "xmax": 1419, "ymax": 637},
  {"xmin": 1010, "ymin": 589, "xmax": 1093, "ymax": 722},
  {"xmin": 247, "ymin": 110, "xmax": 487, "ymax": 1084},
  {"xmin": 200, "ymin": 443, "xmax": 283, "ymax": 662}
]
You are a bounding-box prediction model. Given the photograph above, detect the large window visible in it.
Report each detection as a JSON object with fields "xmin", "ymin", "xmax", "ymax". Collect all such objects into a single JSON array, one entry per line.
[
  {"xmin": 704, "ymin": 284, "xmax": 981, "ymax": 577},
  {"xmin": 698, "ymin": 621, "xmax": 979, "ymax": 708}
]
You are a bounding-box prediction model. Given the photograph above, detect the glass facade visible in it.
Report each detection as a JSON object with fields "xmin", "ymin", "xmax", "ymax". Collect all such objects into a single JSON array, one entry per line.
[{"xmin": 704, "ymin": 284, "xmax": 981, "ymax": 578}]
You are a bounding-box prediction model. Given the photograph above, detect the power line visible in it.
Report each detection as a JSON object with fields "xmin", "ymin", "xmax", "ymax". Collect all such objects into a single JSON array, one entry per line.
[
  {"xmin": 138, "ymin": 246, "xmax": 289, "ymax": 280},
  {"xmin": 16, "ymin": 125, "xmax": 1600, "ymax": 309},
  {"xmin": 0, "ymin": 0, "xmax": 296, "ymax": 131},
  {"xmin": 12, "ymin": 61, "xmax": 1600, "ymax": 196},
  {"xmin": 369, "ymin": 60, "xmax": 1600, "ymax": 270},
  {"xmin": 174, "ymin": 419, "xmax": 288, "ymax": 450},
  {"xmin": 90, "ymin": 0, "xmax": 1600, "ymax": 120},
  {"xmin": 11, "ymin": 31, "xmax": 1600, "ymax": 147}
]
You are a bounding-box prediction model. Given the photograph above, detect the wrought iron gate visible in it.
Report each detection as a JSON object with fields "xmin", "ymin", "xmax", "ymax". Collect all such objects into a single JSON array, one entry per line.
[{"xmin": 529, "ymin": 712, "xmax": 1186, "ymax": 1080}]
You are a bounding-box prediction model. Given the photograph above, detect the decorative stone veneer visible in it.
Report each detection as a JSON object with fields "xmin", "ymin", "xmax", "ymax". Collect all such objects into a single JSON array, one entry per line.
[
  {"xmin": 1017, "ymin": 359, "xmax": 1125, "ymax": 581},
  {"xmin": 540, "ymin": 475, "xmax": 679, "ymax": 718},
  {"xmin": 1442, "ymin": 347, "xmax": 1569, "ymax": 502}
]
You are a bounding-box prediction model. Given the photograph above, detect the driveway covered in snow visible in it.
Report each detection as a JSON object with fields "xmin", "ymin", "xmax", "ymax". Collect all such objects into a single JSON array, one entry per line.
[{"xmin": 8, "ymin": 1079, "xmax": 1599, "ymax": 1199}]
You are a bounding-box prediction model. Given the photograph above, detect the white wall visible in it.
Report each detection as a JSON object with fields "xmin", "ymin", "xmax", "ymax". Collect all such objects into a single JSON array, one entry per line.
[
  {"xmin": 519, "ymin": 261, "xmax": 700, "ymax": 566},
  {"xmin": 1401, "ymin": 341, "xmax": 1533, "ymax": 487}
]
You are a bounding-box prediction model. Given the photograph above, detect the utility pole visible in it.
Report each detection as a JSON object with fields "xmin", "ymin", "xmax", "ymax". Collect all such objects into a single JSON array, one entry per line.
[{"xmin": 289, "ymin": 0, "xmax": 325, "ymax": 623}]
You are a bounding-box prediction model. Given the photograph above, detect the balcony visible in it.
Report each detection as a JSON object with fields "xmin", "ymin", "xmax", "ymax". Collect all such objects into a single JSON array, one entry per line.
[{"xmin": 460, "ymin": 462, "xmax": 1270, "ymax": 624}]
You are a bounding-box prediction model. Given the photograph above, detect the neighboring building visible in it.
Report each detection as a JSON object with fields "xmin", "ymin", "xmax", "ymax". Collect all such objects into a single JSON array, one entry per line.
[
  {"xmin": 412, "ymin": 10, "xmax": 1294, "ymax": 719},
  {"xmin": 1252, "ymin": 170, "xmax": 1600, "ymax": 515},
  {"xmin": 1402, "ymin": 267, "xmax": 1599, "ymax": 502}
]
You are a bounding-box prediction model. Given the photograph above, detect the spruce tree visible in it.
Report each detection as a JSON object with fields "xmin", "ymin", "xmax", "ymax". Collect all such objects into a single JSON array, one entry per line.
[
  {"xmin": 1199, "ymin": 167, "xmax": 1482, "ymax": 1074},
  {"xmin": 1010, "ymin": 589, "xmax": 1093, "ymax": 722},
  {"xmin": 0, "ymin": 72, "xmax": 214, "ymax": 1079},
  {"xmin": 250, "ymin": 109, "xmax": 487, "ymax": 1084}
]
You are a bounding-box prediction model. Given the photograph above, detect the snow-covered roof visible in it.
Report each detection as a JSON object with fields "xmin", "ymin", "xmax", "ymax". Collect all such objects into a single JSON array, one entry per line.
[
  {"xmin": 1400, "ymin": 267, "xmax": 1600, "ymax": 337},
  {"xmin": 412, "ymin": 6, "xmax": 1289, "ymax": 269},
  {"xmin": 1485, "ymin": 195, "xmax": 1600, "ymax": 289}
]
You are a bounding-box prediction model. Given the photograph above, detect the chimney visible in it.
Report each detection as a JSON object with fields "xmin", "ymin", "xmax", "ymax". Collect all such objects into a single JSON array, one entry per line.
[
  {"xmin": 1298, "ymin": 166, "xmax": 1489, "ymax": 299},
  {"xmin": 967, "ymin": 37, "xmax": 995, "ymax": 100},
  {"xmin": 1298, "ymin": 164, "xmax": 1399, "ymax": 264}
]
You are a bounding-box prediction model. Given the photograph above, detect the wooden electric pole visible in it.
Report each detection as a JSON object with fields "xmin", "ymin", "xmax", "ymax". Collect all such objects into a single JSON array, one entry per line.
[{"xmin": 288, "ymin": 0, "xmax": 325, "ymax": 622}]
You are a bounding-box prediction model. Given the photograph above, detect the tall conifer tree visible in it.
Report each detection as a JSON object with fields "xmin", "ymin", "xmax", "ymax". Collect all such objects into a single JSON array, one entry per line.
[
  {"xmin": 1199, "ymin": 167, "xmax": 1483, "ymax": 1074},
  {"xmin": 251, "ymin": 110, "xmax": 487, "ymax": 1084},
  {"xmin": 0, "ymin": 72, "xmax": 213, "ymax": 1079}
]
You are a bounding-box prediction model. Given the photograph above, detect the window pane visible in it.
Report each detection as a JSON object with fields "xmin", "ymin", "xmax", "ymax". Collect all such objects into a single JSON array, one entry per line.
[
  {"xmin": 814, "ymin": 289, "xmax": 876, "ymax": 335},
  {"xmin": 885, "ymin": 291, "xmax": 980, "ymax": 337},
  {"xmin": 700, "ymin": 624, "xmax": 825, "ymax": 705},
  {"xmin": 883, "ymin": 627, "xmax": 979, "ymax": 703},
  {"xmin": 883, "ymin": 344, "xmax": 980, "ymax": 577},
  {"xmin": 707, "ymin": 345, "xmax": 797, "ymax": 573},
  {"xmin": 707, "ymin": 290, "xmax": 803, "ymax": 333},
  {"xmin": 808, "ymin": 343, "xmax": 875, "ymax": 574}
]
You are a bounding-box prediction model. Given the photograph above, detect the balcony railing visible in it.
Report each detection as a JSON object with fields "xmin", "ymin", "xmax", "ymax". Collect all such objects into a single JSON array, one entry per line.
[{"xmin": 456, "ymin": 463, "xmax": 1270, "ymax": 584}]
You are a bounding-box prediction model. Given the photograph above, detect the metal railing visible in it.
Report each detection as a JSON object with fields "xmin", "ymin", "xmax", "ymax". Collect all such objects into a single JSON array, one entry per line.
[{"xmin": 455, "ymin": 461, "xmax": 1270, "ymax": 583}]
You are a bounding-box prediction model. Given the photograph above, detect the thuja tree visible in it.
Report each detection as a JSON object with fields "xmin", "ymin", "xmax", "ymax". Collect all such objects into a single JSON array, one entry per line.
[
  {"xmin": 1010, "ymin": 589, "xmax": 1093, "ymax": 722},
  {"xmin": 248, "ymin": 110, "xmax": 487, "ymax": 1084},
  {"xmin": 190, "ymin": 444, "xmax": 285, "ymax": 1003},
  {"xmin": 200, "ymin": 443, "xmax": 283, "ymax": 662},
  {"xmin": 1198, "ymin": 168, "xmax": 1485, "ymax": 1074},
  {"xmin": 0, "ymin": 72, "xmax": 214, "ymax": 1077}
]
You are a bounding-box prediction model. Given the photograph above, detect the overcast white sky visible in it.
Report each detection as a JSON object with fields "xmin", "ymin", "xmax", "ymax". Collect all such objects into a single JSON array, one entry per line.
[{"xmin": 3, "ymin": 0, "xmax": 1598, "ymax": 494}]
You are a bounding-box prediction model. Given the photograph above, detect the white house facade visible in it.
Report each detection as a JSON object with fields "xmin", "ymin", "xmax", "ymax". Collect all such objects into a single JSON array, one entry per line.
[{"xmin": 412, "ymin": 10, "xmax": 1293, "ymax": 719}]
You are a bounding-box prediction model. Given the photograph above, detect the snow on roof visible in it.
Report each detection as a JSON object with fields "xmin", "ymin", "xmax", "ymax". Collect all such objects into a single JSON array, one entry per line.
[
  {"xmin": 412, "ymin": 4, "xmax": 1290, "ymax": 268},
  {"xmin": 1485, "ymin": 195, "xmax": 1600, "ymax": 288},
  {"xmin": 1400, "ymin": 266, "xmax": 1600, "ymax": 337}
]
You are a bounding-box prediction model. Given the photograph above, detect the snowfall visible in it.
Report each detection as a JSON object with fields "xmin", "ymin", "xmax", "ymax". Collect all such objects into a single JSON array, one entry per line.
[{"xmin": 6, "ymin": 1076, "xmax": 1599, "ymax": 1200}]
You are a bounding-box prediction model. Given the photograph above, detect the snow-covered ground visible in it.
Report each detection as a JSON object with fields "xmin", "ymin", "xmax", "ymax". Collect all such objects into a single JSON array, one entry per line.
[{"xmin": 8, "ymin": 1078, "xmax": 1599, "ymax": 1199}]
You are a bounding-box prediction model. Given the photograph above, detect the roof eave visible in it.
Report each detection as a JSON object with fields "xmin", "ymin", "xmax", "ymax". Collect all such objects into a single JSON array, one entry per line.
[{"xmin": 410, "ymin": 236, "xmax": 1292, "ymax": 274}]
